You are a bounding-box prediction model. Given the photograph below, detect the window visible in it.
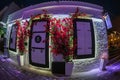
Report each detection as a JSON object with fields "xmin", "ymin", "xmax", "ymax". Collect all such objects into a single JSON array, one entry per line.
[
  {"xmin": 9, "ymin": 24, "xmax": 17, "ymax": 52},
  {"xmin": 73, "ymin": 19, "xmax": 95, "ymax": 59}
]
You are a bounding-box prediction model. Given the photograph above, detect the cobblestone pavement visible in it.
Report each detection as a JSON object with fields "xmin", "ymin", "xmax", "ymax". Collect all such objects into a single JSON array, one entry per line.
[
  {"xmin": 70, "ymin": 60, "xmax": 120, "ymax": 80},
  {"xmin": 1, "ymin": 54, "xmax": 120, "ymax": 80},
  {"xmin": 0, "ymin": 55, "xmax": 57, "ymax": 80}
]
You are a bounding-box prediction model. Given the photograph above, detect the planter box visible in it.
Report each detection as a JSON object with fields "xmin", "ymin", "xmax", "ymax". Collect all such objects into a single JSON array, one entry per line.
[{"xmin": 52, "ymin": 61, "xmax": 73, "ymax": 76}]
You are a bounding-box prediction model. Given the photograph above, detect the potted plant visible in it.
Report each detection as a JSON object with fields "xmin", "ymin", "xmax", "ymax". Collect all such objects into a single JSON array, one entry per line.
[
  {"xmin": 16, "ymin": 20, "xmax": 29, "ymax": 66},
  {"xmin": 49, "ymin": 18, "xmax": 76, "ymax": 76}
]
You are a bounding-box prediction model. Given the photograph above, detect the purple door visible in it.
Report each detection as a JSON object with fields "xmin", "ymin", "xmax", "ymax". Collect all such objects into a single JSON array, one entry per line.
[
  {"xmin": 73, "ymin": 19, "xmax": 95, "ymax": 59},
  {"xmin": 29, "ymin": 20, "xmax": 49, "ymax": 68}
]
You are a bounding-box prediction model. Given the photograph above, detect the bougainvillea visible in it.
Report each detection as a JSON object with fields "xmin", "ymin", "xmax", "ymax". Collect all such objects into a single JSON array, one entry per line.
[
  {"xmin": 16, "ymin": 20, "xmax": 30, "ymax": 55},
  {"xmin": 49, "ymin": 18, "xmax": 76, "ymax": 62},
  {"xmin": 31, "ymin": 9, "xmax": 50, "ymax": 21},
  {"xmin": 71, "ymin": 7, "xmax": 91, "ymax": 18}
]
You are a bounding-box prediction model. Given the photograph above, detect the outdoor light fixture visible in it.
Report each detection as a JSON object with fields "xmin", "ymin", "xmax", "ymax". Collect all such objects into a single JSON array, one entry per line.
[{"xmin": 103, "ymin": 13, "xmax": 112, "ymax": 29}]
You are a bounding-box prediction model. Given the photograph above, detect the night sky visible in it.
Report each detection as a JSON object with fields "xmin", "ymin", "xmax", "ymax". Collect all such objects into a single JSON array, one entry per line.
[{"xmin": 0, "ymin": 0, "xmax": 120, "ymax": 18}]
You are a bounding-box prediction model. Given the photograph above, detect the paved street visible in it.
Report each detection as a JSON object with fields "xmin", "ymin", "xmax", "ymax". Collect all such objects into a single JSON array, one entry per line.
[{"xmin": 0, "ymin": 50, "xmax": 120, "ymax": 80}]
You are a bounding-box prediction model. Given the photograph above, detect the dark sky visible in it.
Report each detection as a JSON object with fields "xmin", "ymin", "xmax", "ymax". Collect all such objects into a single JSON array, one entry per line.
[{"xmin": 0, "ymin": 0, "xmax": 120, "ymax": 18}]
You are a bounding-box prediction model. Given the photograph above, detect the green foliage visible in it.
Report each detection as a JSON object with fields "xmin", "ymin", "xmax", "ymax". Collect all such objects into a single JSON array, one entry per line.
[{"xmin": 0, "ymin": 27, "xmax": 6, "ymax": 36}]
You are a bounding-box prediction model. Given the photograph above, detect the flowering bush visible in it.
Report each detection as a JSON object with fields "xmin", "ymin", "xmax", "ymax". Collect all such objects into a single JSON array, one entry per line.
[
  {"xmin": 49, "ymin": 18, "xmax": 76, "ymax": 62},
  {"xmin": 16, "ymin": 20, "xmax": 30, "ymax": 55}
]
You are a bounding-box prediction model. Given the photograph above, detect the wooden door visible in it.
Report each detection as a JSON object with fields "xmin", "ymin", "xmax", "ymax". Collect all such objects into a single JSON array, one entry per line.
[{"xmin": 29, "ymin": 20, "xmax": 49, "ymax": 68}]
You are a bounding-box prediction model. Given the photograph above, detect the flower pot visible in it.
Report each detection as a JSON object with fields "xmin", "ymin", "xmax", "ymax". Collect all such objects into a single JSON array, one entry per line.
[
  {"xmin": 17, "ymin": 55, "xmax": 24, "ymax": 66},
  {"xmin": 52, "ymin": 61, "xmax": 73, "ymax": 76},
  {"xmin": 24, "ymin": 53, "xmax": 29, "ymax": 66},
  {"xmin": 65, "ymin": 62, "xmax": 74, "ymax": 76}
]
